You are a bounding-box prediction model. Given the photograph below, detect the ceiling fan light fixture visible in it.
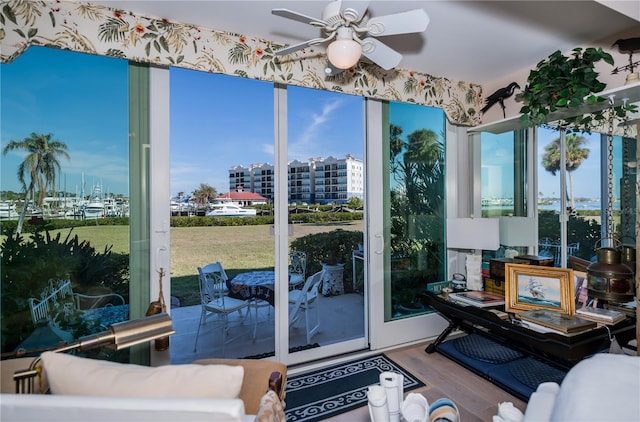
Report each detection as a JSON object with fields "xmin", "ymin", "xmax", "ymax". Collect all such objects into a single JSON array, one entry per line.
[{"xmin": 326, "ymin": 38, "xmax": 362, "ymax": 69}]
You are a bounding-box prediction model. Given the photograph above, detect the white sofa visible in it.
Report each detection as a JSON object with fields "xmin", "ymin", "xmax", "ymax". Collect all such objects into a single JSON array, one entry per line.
[
  {"xmin": 523, "ymin": 354, "xmax": 640, "ymax": 422},
  {"xmin": 1, "ymin": 352, "xmax": 286, "ymax": 422},
  {"xmin": 1, "ymin": 394, "xmax": 249, "ymax": 422}
]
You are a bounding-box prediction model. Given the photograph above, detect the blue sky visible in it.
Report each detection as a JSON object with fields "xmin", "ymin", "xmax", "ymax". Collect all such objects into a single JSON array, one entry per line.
[
  {"xmin": 169, "ymin": 68, "xmax": 364, "ymax": 195},
  {"xmin": 1, "ymin": 47, "xmax": 365, "ymax": 198},
  {"xmin": 1, "ymin": 47, "xmax": 129, "ymax": 197},
  {"xmin": 482, "ymin": 128, "xmax": 604, "ymax": 200},
  {"xmin": 2, "ymin": 46, "xmax": 608, "ymax": 201}
]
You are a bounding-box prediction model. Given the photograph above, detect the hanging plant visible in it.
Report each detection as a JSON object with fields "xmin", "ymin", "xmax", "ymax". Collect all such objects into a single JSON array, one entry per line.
[{"xmin": 516, "ymin": 47, "xmax": 635, "ymax": 132}]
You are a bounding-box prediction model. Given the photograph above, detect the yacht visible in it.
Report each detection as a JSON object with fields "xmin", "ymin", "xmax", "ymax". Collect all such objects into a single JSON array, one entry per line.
[
  {"xmin": 0, "ymin": 201, "xmax": 19, "ymax": 219},
  {"xmin": 82, "ymin": 186, "xmax": 105, "ymax": 219},
  {"xmin": 206, "ymin": 203, "xmax": 256, "ymax": 217}
]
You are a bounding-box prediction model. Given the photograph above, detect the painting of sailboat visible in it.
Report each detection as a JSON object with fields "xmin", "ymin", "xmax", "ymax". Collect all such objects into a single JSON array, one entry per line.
[
  {"xmin": 517, "ymin": 275, "xmax": 560, "ymax": 308},
  {"xmin": 505, "ymin": 264, "xmax": 575, "ymax": 315}
]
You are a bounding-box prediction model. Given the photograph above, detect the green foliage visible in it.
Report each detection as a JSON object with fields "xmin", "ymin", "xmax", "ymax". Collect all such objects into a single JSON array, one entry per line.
[
  {"xmin": 1, "ymin": 229, "xmax": 129, "ymax": 352},
  {"xmin": 0, "ymin": 216, "xmax": 130, "ymax": 236},
  {"xmin": 538, "ymin": 210, "xmax": 602, "ymax": 260},
  {"xmin": 516, "ymin": 47, "xmax": 636, "ymax": 133},
  {"xmin": 0, "ymin": 212, "xmax": 364, "ymax": 234},
  {"xmin": 389, "ymin": 124, "xmax": 446, "ymax": 281},
  {"xmin": 168, "ymin": 212, "xmax": 363, "ymax": 227},
  {"xmin": 290, "ymin": 229, "xmax": 363, "ymax": 291},
  {"xmin": 347, "ymin": 196, "xmax": 363, "ymax": 209}
]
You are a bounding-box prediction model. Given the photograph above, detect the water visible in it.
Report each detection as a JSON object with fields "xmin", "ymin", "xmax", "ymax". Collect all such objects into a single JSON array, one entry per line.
[{"xmin": 483, "ymin": 200, "xmax": 613, "ymax": 213}]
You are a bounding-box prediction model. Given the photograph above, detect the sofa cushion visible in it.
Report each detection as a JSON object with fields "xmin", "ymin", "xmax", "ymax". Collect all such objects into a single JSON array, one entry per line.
[
  {"xmin": 0, "ymin": 393, "xmax": 246, "ymax": 422},
  {"xmin": 40, "ymin": 352, "xmax": 244, "ymax": 399},
  {"xmin": 550, "ymin": 354, "xmax": 640, "ymax": 422},
  {"xmin": 194, "ymin": 358, "xmax": 287, "ymax": 415}
]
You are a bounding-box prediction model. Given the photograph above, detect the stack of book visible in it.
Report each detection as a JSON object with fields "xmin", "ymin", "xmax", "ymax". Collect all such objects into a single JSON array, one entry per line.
[
  {"xmin": 575, "ymin": 307, "xmax": 626, "ymax": 325},
  {"xmin": 517, "ymin": 309, "xmax": 596, "ymax": 334},
  {"xmin": 448, "ymin": 291, "xmax": 505, "ymax": 308}
]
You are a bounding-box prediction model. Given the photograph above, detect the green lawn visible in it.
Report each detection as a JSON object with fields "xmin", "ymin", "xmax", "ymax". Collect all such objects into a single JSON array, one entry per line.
[{"xmin": 51, "ymin": 221, "xmax": 363, "ymax": 306}]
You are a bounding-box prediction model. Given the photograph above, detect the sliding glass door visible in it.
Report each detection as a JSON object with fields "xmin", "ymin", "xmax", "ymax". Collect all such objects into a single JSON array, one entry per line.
[
  {"xmin": 283, "ymin": 86, "xmax": 367, "ymax": 364},
  {"xmin": 368, "ymin": 100, "xmax": 450, "ymax": 349},
  {"xmin": 168, "ymin": 70, "xmax": 276, "ymax": 362}
]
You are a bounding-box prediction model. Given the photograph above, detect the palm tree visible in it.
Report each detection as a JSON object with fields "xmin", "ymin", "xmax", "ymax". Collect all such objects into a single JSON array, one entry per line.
[
  {"xmin": 542, "ymin": 134, "xmax": 590, "ymax": 210},
  {"xmin": 2, "ymin": 133, "xmax": 70, "ymax": 234},
  {"xmin": 191, "ymin": 183, "xmax": 217, "ymax": 207}
]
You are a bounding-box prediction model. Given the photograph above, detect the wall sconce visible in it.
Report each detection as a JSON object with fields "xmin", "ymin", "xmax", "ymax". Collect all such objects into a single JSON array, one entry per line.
[
  {"xmin": 326, "ymin": 27, "xmax": 362, "ymax": 69},
  {"xmin": 14, "ymin": 313, "xmax": 175, "ymax": 394}
]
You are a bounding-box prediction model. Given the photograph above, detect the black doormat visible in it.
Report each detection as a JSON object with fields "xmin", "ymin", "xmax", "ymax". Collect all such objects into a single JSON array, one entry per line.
[
  {"xmin": 285, "ymin": 354, "xmax": 426, "ymax": 422},
  {"xmin": 242, "ymin": 343, "xmax": 320, "ymax": 359}
]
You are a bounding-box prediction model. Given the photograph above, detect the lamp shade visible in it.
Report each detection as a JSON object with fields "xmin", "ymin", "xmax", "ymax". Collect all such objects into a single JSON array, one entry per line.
[
  {"xmin": 446, "ymin": 218, "xmax": 500, "ymax": 250},
  {"xmin": 326, "ymin": 38, "xmax": 362, "ymax": 69}
]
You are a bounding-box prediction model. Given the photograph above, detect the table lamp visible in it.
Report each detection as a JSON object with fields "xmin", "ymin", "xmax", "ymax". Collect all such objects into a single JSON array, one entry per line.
[
  {"xmin": 446, "ymin": 218, "xmax": 500, "ymax": 290},
  {"xmin": 13, "ymin": 312, "xmax": 175, "ymax": 394}
]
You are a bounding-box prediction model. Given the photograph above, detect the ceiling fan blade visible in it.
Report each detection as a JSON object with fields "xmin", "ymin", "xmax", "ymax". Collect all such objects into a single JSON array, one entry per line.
[
  {"xmin": 339, "ymin": 0, "xmax": 370, "ymax": 23},
  {"xmin": 274, "ymin": 38, "xmax": 326, "ymax": 56},
  {"xmin": 271, "ymin": 8, "xmax": 327, "ymax": 26},
  {"xmin": 360, "ymin": 37, "xmax": 402, "ymax": 70},
  {"xmin": 366, "ymin": 9, "xmax": 429, "ymax": 37}
]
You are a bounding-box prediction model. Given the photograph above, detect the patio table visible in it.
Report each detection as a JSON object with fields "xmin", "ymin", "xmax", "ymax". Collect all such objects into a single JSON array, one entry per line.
[
  {"xmin": 81, "ymin": 304, "xmax": 130, "ymax": 333},
  {"xmin": 227, "ymin": 271, "xmax": 275, "ymax": 306}
]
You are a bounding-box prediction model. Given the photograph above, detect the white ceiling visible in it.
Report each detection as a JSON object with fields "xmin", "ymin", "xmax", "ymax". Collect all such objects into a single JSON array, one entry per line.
[{"xmin": 89, "ymin": 1, "xmax": 640, "ymax": 85}]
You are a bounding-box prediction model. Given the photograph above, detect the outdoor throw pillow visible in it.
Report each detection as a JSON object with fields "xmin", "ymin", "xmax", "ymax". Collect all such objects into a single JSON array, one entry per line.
[{"xmin": 40, "ymin": 351, "xmax": 244, "ymax": 399}]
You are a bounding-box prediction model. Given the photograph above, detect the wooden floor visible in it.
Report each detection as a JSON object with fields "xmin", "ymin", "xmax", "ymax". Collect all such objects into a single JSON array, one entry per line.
[{"xmin": 321, "ymin": 341, "xmax": 527, "ymax": 422}]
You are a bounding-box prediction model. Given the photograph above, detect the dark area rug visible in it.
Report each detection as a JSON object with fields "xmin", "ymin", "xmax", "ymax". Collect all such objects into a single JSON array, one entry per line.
[{"xmin": 284, "ymin": 354, "xmax": 426, "ymax": 422}]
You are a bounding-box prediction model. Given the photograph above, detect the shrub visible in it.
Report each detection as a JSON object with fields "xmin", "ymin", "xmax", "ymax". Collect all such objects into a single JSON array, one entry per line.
[
  {"xmin": 290, "ymin": 229, "xmax": 363, "ymax": 292},
  {"xmin": 1, "ymin": 229, "xmax": 129, "ymax": 353}
]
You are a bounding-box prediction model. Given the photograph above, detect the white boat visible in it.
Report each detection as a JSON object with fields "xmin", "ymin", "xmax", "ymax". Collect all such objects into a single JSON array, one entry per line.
[
  {"xmin": 170, "ymin": 194, "xmax": 195, "ymax": 216},
  {"xmin": 0, "ymin": 201, "xmax": 19, "ymax": 219},
  {"xmin": 82, "ymin": 186, "xmax": 105, "ymax": 219},
  {"xmin": 528, "ymin": 278, "xmax": 545, "ymax": 298},
  {"xmin": 206, "ymin": 203, "xmax": 256, "ymax": 217}
]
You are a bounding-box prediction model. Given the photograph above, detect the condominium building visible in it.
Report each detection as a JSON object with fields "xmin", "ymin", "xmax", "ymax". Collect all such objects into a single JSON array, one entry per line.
[{"xmin": 227, "ymin": 155, "xmax": 363, "ymax": 205}]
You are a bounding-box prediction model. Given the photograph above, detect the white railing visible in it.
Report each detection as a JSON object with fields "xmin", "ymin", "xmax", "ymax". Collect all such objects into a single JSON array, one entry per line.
[{"xmin": 538, "ymin": 238, "xmax": 580, "ymax": 266}]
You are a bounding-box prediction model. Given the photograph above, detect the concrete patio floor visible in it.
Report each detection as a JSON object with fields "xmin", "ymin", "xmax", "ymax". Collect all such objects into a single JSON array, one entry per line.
[{"xmin": 169, "ymin": 292, "xmax": 365, "ymax": 364}]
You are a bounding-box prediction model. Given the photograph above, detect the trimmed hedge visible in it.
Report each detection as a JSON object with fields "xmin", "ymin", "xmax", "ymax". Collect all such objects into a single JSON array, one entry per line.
[
  {"xmin": 290, "ymin": 229, "xmax": 364, "ymax": 292},
  {"xmin": 1, "ymin": 212, "xmax": 363, "ymax": 234}
]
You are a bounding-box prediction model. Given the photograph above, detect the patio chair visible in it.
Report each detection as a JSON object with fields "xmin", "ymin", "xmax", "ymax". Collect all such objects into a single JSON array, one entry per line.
[
  {"xmin": 288, "ymin": 270, "xmax": 323, "ymax": 344},
  {"xmin": 250, "ymin": 298, "xmax": 272, "ymax": 341},
  {"xmin": 288, "ymin": 250, "xmax": 307, "ymax": 290},
  {"xmin": 194, "ymin": 264, "xmax": 250, "ymax": 352},
  {"xmin": 29, "ymin": 279, "xmax": 126, "ymax": 329}
]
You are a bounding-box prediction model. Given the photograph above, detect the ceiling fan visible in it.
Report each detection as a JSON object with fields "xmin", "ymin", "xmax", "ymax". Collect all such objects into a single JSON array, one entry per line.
[{"xmin": 271, "ymin": 0, "xmax": 429, "ymax": 73}]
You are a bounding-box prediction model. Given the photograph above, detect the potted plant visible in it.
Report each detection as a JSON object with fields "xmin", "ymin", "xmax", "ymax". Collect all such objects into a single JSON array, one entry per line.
[{"xmin": 515, "ymin": 47, "xmax": 635, "ymax": 132}]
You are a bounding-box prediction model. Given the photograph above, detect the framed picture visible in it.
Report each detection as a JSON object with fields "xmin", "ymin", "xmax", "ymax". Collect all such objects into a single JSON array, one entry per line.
[
  {"xmin": 505, "ymin": 263, "xmax": 575, "ymax": 315},
  {"xmin": 574, "ymin": 271, "xmax": 589, "ymax": 309}
]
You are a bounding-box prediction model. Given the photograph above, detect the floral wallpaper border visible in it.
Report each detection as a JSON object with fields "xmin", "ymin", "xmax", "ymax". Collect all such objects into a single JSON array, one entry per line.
[{"xmin": 0, "ymin": 0, "xmax": 483, "ymax": 126}]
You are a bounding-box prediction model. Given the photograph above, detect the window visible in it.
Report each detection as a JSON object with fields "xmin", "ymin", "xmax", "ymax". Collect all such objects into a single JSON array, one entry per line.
[{"xmin": 1, "ymin": 47, "xmax": 130, "ymax": 361}]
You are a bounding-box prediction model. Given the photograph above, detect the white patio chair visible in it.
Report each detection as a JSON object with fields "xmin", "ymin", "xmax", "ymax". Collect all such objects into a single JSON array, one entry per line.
[
  {"xmin": 194, "ymin": 264, "xmax": 250, "ymax": 352},
  {"xmin": 288, "ymin": 270, "xmax": 323, "ymax": 345},
  {"xmin": 288, "ymin": 250, "xmax": 307, "ymax": 290},
  {"xmin": 250, "ymin": 297, "xmax": 273, "ymax": 341}
]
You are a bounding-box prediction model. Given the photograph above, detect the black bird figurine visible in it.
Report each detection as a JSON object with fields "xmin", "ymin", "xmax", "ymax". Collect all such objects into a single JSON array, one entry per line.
[
  {"xmin": 481, "ymin": 82, "xmax": 520, "ymax": 118},
  {"xmin": 612, "ymin": 37, "xmax": 640, "ymax": 74}
]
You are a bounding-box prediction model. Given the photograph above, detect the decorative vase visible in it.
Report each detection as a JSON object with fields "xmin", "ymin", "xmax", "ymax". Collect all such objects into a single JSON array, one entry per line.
[{"xmin": 321, "ymin": 263, "xmax": 345, "ymax": 296}]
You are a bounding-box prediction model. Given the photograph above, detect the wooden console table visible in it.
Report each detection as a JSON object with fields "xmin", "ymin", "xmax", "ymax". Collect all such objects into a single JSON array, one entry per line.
[{"xmin": 421, "ymin": 291, "xmax": 635, "ymax": 370}]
